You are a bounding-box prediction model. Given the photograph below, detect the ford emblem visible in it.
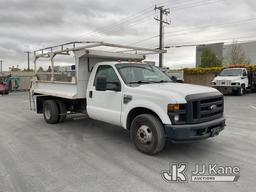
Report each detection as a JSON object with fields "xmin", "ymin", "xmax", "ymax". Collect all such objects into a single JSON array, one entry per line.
[{"xmin": 210, "ymin": 104, "xmax": 217, "ymax": 111}]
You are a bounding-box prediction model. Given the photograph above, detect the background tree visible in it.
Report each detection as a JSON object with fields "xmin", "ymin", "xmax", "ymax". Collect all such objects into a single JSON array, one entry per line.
[
  {"xmin": 9, "ymin": 65, "xmax": 21, "ymax": 72},
  {"xmin": 47, "ymin": 66, "xmax": 52, "ymax": 72},
  {"xmin": 200, "ymin": 48, "xmax": 222, "ymax": 68},
  {"xmin": 224, "ymin": 41, "xmax": 250, "ymax": 65}
]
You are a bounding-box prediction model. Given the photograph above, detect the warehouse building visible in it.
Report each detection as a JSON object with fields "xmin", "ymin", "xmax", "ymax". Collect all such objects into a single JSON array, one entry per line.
[{"xmin": 196, "ymin": 41, "xmax": 256, "ymax": 67}]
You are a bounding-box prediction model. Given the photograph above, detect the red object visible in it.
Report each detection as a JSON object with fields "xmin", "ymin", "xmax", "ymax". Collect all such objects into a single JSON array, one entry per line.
[{"xmin": 0, "ymin": 83, "xmax": 9, "ymax": 94}]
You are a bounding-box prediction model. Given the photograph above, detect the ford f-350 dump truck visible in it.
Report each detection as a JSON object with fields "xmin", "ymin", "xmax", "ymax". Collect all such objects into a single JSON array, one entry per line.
[{"xmin": 30, "ymin": 42, "xmax": 225, "ymax": 155}]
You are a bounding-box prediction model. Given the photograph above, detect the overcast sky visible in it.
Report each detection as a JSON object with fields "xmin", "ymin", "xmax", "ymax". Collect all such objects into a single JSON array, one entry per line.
[{"xmin": 1, "ymin": 0, "xmax": 256, "ymax": 70}]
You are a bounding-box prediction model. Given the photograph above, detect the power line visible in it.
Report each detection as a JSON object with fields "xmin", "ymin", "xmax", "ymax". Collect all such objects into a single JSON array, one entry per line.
[
  {"xmin": 164, "ymin": 35, "xmax": 256, "ymax": 48},
  {"xmin": 75, "ymin": 6, "xmax": 155, "ymax": 39},
  {"xmin": 97, "ymin": 12, "xmax": 156, "ymax": 36},
  {"xmin": 76, "ymin": 0, "xmax": 221, "ymax": 40},
  {"xmin": 157, "ymin": 0, "xmax": 218, "ymax": 8},
  {"xmin": 130, "ymin": 16, "xmax": 256, "ymax": 46},
  {"xmin": 169, "ymin": 0, "xmax": 222, "ymax": 10},
  {"xmin": 133, "ymin": 35, "xmax": 159, "ymax": 45},
  {"xmin": 101, "ymin": 0, "xmax": 222, "ymax": 37},
  {"xmin": 165, "ymin": 17, "xmax": 256, "ymax": 36},
  {"xmin": 157, "ymin": 0, "xmax": 222, "ymax": 12},
  {"xmin": 128, "ymin": 1, "xmax": 225, "ymax": 46}
]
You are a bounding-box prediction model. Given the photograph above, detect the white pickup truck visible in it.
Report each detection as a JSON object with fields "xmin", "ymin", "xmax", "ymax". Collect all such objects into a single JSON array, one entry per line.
[
  {"xmin": 30, "ymin": 42, "xmax": 225, "ymax": 155},
  {"xmin": 211, "ymin": 68, "xmax": 256, "ymax": 96}
]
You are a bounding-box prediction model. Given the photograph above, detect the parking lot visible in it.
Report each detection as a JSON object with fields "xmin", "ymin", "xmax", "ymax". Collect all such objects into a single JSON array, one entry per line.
[{"xmin": 0, "ymin": 92, "xmax": 255, "ymax": 192}]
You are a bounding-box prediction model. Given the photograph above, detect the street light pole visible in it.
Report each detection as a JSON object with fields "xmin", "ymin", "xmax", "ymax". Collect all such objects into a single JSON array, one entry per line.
[
  {"xmin": 0, "ymin": 60, "xmax": 3, "ymax": 73},
  {"xmin": 24, "ymin": 51, "xmax": 30, "ymax": 70}
]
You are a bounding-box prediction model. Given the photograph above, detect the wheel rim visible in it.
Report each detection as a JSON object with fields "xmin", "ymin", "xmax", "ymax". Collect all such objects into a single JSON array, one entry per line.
[
  {"xmin": 44, "ymin": 106, "xmax": 51, "ymax": 120},
  {"xmin": 136, "ymin": 125, "xmax": 153, "ymax": 144}
]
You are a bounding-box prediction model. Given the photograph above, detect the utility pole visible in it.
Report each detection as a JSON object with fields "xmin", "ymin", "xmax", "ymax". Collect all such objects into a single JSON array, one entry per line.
[
  {"xmin": 24, "ymin": 51, "xmax": 30, "ymax": 70},
  {"xmin": 0, "ymin": 60, "xmax": 3, "ymax": 73},
  {"xmin": 154, "ymin": 5, "xmax": 170, "ymax": 68}
]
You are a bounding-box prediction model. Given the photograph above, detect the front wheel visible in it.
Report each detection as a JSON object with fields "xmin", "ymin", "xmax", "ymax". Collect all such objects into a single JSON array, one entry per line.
[
  {"xmin": 130, "ymin": 114, "xmax": 166, "ymax": 155},
  {"xmin": 237, "ymin": 85, "xmax": 245, "ymax": 96}
]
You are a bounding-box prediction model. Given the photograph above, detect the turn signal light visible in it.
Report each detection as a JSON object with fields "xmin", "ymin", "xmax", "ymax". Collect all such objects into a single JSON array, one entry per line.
[{"xmin": 168, "ymin": 104, "xmax": 180, "ymax": 112}]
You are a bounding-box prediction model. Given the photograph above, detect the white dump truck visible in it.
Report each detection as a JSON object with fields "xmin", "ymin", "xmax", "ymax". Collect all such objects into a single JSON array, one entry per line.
[
  {"xmin": 211, "ymin": 67, "xmax": 256, "ymax": 96},
  {"xmin": 30, "ymin": 42, "xmax": 225, "ymax": 155}
]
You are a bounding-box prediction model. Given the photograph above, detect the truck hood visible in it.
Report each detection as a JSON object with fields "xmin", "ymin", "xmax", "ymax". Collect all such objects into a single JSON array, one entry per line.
[
  {"xmin": 214, "ymin": 76, "xmax": 242, "ymax": 81},
  {"xmin": 133, "ymin": 83, "xmax": 220, "ymax": 103}
]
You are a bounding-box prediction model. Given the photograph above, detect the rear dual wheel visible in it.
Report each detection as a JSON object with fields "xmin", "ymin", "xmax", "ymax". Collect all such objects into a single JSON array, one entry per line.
[{"xmin": 43, "ymin": 100, "xmax": 66, "ymax": 124}]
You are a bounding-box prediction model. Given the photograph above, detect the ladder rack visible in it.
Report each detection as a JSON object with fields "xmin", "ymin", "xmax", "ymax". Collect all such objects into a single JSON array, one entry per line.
[{"xmin": 34, "ymin": 41, "xmax": 166, "ymax": 58}]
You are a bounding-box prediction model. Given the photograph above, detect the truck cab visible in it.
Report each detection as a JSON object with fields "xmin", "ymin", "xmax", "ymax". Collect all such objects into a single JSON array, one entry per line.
[
  {"xmin": 211, "ymin": 68, "xmax": 249, "ymax": 96},
  {"xmin": 30, "ymin": 42, "xmax": 225, "ymax": 155}
]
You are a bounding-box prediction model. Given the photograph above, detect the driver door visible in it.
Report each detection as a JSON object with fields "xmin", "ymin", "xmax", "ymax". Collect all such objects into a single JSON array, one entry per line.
[
  {"xmin": 87, "ymin": 65, "xmax": 122, "ymax": 126},
  {"xmin": 242, "ymin": 69, "xmax": 249, "ymax": 86}
]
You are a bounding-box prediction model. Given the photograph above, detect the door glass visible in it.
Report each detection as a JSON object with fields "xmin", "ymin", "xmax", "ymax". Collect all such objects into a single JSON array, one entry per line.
[{"xmin": 94, "ymin": 65, "xmax": 120, "ymax": 89}]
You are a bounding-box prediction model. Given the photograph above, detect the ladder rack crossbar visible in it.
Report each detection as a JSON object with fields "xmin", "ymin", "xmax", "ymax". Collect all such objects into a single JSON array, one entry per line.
[{"xmin": 34, "ymin": 41, "xmax": 166, "ymax": 58}]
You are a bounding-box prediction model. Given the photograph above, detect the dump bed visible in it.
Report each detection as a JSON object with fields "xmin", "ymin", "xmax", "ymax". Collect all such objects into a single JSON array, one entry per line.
[
  {"xmin": 248, "ymin": 70, "xmax": 256, "ymax": 86},
  {"xmin": 31, "ymin": 42, "xmax": 165, "ymax": 99}
]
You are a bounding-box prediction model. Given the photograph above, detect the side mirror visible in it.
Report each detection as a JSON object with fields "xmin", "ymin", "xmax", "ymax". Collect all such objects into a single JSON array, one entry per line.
[
  {"xmin": 170, "ymin": 76, "xmax": 177, "ymax": 82},
  {"xmin": 95, "ymin": 76, "xmax": 107, "ymax": 91},
  {"xmin": 95, "ymin": 76, "xmax": 121, "ymax": 92}
]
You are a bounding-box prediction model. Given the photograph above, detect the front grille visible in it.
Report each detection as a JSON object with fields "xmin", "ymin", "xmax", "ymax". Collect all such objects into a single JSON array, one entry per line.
[
  {"xmin": 216, "ymin": 80, "xmax": 231, "ymax": 86},
  {"xmin": 186, "ymin": 93, "xmax": 224, "ymax": 124}
]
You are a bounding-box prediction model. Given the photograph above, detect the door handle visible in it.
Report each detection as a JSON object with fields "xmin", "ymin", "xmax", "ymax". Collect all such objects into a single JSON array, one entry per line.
[{"xmin": 89, "ymin": 91, "xmax": 93, "ymax": 98}]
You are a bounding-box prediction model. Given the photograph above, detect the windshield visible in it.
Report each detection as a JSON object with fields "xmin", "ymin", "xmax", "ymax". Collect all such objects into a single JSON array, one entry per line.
[
  {"xmin": 116, "ymin": 63, "xmax": 171, "ymax": 85},
  {"xmin": 219, "ymin": 69, "xmax": 242, "ymax": 77}
]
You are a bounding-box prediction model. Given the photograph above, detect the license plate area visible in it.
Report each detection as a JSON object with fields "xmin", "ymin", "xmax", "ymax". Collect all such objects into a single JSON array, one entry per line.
[{"xmin": 210, "ymin": 126, "xmax": 222, "ymax": 137}]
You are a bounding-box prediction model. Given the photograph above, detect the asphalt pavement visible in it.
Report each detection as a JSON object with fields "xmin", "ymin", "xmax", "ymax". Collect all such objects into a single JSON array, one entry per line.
[{"xmin": 0, "ymin": 92, "xmax": 255, "ymax": 192}]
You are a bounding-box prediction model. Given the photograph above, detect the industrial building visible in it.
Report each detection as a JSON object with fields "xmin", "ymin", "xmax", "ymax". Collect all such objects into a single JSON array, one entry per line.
[{"xmin": 196, "ymin": 41, "xmax": 256, "ymax": 67}]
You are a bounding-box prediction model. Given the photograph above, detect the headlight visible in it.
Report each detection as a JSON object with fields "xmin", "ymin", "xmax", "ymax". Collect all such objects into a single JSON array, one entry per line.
[
  {"xmin": 211, "ymin": 81, "xmax": 216, "ymax": 85},
  {"xmin": 167, "ymin": 104, "xmax": 186, "ymax": 124},
  {"xmin": 174, "ymin": 115, "xmax": 180, "ymax": 121}
]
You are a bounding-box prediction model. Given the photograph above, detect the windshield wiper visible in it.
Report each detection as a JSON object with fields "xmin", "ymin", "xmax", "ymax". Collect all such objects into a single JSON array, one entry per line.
[
  {"xmin": 147, "ymin": 80, "xmax": 171, "ymax": 83},
  {"xmin": 129, "ymin": 80, "xmax": 171, "ymax": 85},
  {"xmin": 156, "ymin": 80, "xmax": 171, "ymax": 83},
  {"xmin": 129, "ymin": 81, "xmax": 150, "ymax": 84}
]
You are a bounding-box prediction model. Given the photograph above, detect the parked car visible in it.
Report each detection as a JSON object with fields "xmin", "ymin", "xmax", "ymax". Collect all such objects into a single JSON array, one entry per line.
[{"xmin": 0, "ymin": 82, "xmax": 9, "ymax": 95}]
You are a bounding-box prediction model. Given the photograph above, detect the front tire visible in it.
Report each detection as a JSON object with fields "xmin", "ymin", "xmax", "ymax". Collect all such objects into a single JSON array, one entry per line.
[
  {"xmin": 237, "ymin": 85, "xmax": 245, "ymax": 96},
  {"xmin": 130, "ymin": 114, "xmax": 166, "ymax": 155},
  {"xmin": 43, "ymin": 100, "xmax": 59, "ymax": 124}
]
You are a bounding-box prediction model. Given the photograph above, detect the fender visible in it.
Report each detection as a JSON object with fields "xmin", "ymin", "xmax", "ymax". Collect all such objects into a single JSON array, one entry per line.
[{"xmin": 121, "ymin": 99, "xmax": 172, "ymax": 129}]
